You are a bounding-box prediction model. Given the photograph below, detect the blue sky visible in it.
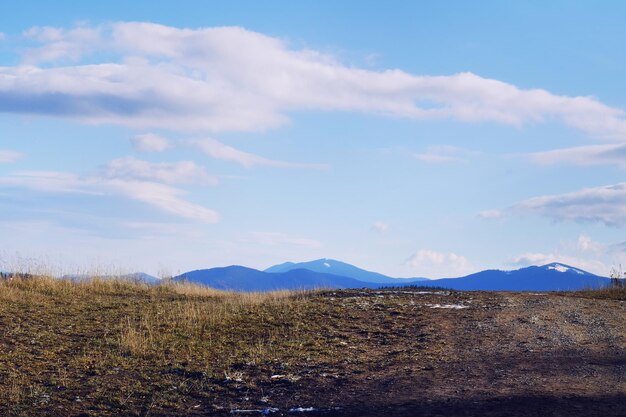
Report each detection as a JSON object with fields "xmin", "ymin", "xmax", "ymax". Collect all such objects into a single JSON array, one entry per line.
[{"xmin": 1, "ymin": 1, "xmax": 625, "ymax": 278}]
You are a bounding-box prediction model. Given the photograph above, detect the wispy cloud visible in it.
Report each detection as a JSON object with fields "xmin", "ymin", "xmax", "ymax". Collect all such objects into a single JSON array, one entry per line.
[
  {"xmin": 609, "ymin": 241, "xmax": 626, "ymax": 253},
  {"xmin": 131, "ymin": 133, "xmax": 170, "ymax": 152},
  {"xmin": 576, "ymin": 234, "xmax": 603, "ymax": 254},
  {"xmin": 405, "ymin": 249, "xmax": 473, "ymax": 277},
  {"xmin": 483, "ymin": 183, "xmax": 626, "ymax": 227},
  {"xmin": 0, "ymin": 22, "xmax": 625, "ymax": 138},
  {"xmin": 188, "ymin": 138, "xmax": 329, "ymax": 169},
  {"xmin": 0, "ymin": 32, "xmax": 5, "ymax": 41},
  {"xmin": 105, "ymin": 179, "xmax": 219, "ymax": 223},
  {"xmin": 104, "ymin": 157, "xmax": 218, "ymax": 185},
  {"xmin": 478, "ymin": 209, "xmax": 504, "ymax": 219},
  {"xmin": 21, "ymin": 24, "xmax": 102, "ymax": 63},
  {"xmin": 527, "ymin": 143, "xmax": 626, "ymax": 169},
  {"xmin": 242, "ymin": 232, "xmax": 322, "ymax": 248},
  {"xmin": 128, "ymin": 134, "xmax": 325, "ymax": 170},
  {"xmin": 371, "ymin": 221, "xmax": 389, "ymax": 233},
  {"xmin": 0, "ymin": 169, "xmax": 219, "ymax": 223},
  {"xmin": 0, "ymin": 150, "xmax": 24, "ymax": 163},
  {"xmin": 414, "ymin": 145, "xmax": 476, "ymax": 163}
]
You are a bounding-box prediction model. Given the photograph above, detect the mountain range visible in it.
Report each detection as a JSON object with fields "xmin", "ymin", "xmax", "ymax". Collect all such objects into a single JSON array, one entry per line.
[
  {"xmin": 265, "ymin": 258, "xmax": 427, "ymax": 284},
  {"xmin": 173, "ymin": 258, "xmax": 612, "ymax": 292}
]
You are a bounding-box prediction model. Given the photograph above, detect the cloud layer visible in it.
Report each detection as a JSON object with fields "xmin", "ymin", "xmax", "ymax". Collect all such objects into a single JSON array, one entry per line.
[
  {"xmin": 0, "ymin": 168, "xmax": 219, "ymax": 223},
  {"xmin": 1, "ymin": 22, "xmax": 626, "ymax": 137},
  {"xmin": 484, "ymin": 183, "xmax": 626, "ymax": 227},
  {"xmin": 242, "ymin": 232, "xmax": 322, "ymax": 249},
  {"xmin": 0, "ymin": 150, "xmax": 23, "ymax": 163},
  {"xmin": 528, "ymin": 143, "xmax": 626, "ymax": 169},
  {"xmin": 405, "ymin": 249, "xmax": 472, "ymax": 277},
  {"xmin": 131, "ymin": 133, "xmax": 171, "ymax": 152},
  {"xmin": 104, "ymin": 157, "xmax": 218, "ymax": 185}
]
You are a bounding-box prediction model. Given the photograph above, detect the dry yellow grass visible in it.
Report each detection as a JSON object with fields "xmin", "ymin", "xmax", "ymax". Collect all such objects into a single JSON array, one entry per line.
[
  {"xmin": 0, "ymin": 274, "xmax": 307, "ymax": 361},
  {"xmin": 0, "ymin": 274, "xmax": 316, "ymax": 415}
]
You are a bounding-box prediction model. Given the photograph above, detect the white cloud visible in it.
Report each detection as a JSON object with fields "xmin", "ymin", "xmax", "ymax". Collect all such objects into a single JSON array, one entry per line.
[
  {"xmin": 105, "ymin": 178, "xmax": 219, "ymax": 223},
  {"xmin": 1, "ymin": 22, "xmax": 625, "ymax": 138},
  {"xmin": 131, "ymin": 133, "xmax": 170, "ymax": 152},
  {"xmin": 243, "ymin": 232, "xmax": 322, "ymax": 248},
  {"xmin": 188, "ymin": 138, "xmax": 328, "ymax": 169},
  {"xmin": 405, "ymin": 249, "xmax": 472, "ymax": 278},
  {"xmin": 527, "ymin": 143, "xmax": 626, "ymax": 169},
  {"xmin": 0, "ymin": 150, "xmax": 24, "ymax": 163},
  {"xmin": 0, "ymin": 170, "xmax": 219, "ymax": 223},
  {"xmin": 489, "ymin": 183, "xmax": 626, "ymax": 227},
  {"xmin": 371, "ymin": 221, "xmax": 389, "ymax": 233},
  {"xmin": 104, "ymin": 157, "xmax": 218, "ymax": 186},
  {"xmin": 21, "ymin": 24, "xmax": 102, "ymax": 63}
]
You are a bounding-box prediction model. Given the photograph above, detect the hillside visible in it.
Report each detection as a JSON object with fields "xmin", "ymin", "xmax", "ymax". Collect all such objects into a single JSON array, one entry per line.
[{"xmin": 0, "ymin": 276, "xmax": 624, "ymax": 416}]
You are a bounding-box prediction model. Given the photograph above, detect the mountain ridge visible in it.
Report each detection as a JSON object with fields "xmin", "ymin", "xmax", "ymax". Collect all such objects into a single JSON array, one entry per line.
[
  {"xmin": 265, "ymin": 258, "xmax": 427, "ymax": 283},
  {"xmin": 175, "ymin": 265, "xmax": 383, "ymax": 292},
  {"xmin": 174, "ymin": 260, "xmax": 611, "ymax": 292}
]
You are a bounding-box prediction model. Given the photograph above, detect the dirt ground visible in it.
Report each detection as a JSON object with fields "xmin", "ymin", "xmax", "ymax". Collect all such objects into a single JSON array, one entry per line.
[
  {"xmin": 1, "ymin": 285, "xmax": 624, "ymax": 416},
  {"xmin": 243, "ymin": 289, "xmax": 626, "ymax": 417},
  {"xmin": 299, "ymin": 289, "xmax": 626, "ymax": 416}
]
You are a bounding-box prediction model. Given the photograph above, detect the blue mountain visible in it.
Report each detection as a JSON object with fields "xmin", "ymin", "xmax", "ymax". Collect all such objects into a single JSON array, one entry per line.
[
  {"xmin": 172, "ymin": 261, "xmax": 610, "ymax": 292},
  {"xmin": 124, "ymin": 272, "xmax": 161, "ymax": 285},
  {"xmin": 418, "ymin": 263, "xmax": 610, "ymax": 291},
  {"xmin": 265, "ymin": 258, "xmax": 427, "ymax": 284},
  {"xmin": 174, "ymin": 265, "xmax": 380, "ymax": 292}
]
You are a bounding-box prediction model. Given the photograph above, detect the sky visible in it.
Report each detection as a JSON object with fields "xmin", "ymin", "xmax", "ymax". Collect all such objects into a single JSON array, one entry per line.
[{"xmin": 1, "ymin": 1, "xmax": 625, "ymax": 278}]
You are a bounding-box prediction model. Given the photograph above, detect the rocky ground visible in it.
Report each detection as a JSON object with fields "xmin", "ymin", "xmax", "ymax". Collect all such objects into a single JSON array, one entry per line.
[{"xmin": 0, "ymin": 280, "xmax": 624, "ymax": 416}]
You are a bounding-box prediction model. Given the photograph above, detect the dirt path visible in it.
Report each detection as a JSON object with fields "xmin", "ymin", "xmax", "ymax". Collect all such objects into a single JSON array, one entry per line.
[{"xmin": 243, "ymin": 290, "xmax": 626, "ymax": 416}]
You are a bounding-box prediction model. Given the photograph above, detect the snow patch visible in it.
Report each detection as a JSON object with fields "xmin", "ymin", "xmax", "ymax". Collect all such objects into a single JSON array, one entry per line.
[
  {"xmin": 547, "ymin": 264, "xmax": 584, "ymax": 274},
  {"xmin": 323, "ymin": 262, "xmax": 331, "ymax": 268},
  {"xmin": 289, "ymin": 407, "xmax": 317, "ymax": 413},
  {"xmin": 427, "ymin": 303, "xmax": 468, "ymax": 309},
  {"xmin": 548, "ymin": 264, "xmax": 570, "ymax": 273},
  {"xmin": 230, "ymin": 408, "xmax": 278, "ymax": 414}
]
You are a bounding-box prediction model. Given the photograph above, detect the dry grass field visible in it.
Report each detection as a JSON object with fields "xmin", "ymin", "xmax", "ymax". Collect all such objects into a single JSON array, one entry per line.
[{"xmin": 0, "ymin": 276, "xmax": 624, "ymax": 416}]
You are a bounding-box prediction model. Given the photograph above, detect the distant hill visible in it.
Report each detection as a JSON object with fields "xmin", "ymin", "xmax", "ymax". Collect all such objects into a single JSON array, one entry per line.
[
  {"xmin": 172, "ymin": 261, "xmax": 610, "ymax": 292},
  {"xmin": 174, "ymin": 266, "xmax": 381, "ymax": 292},
  {"xmin": 62, "ymin": 272, "xmax": 160, "ymax": 285},
  {"xmin": 418, "ymin": 263, "xmax": 610, "ymax": 291},
  {"xmin": 265, "ymin": 258, "xmax": 427, "ymax": 284}
]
